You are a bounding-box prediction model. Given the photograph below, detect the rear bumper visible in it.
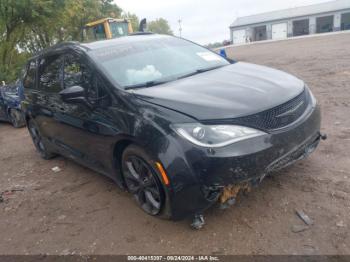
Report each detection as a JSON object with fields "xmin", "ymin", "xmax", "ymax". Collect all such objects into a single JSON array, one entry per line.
[{"xmin": 163, "ymin": 104, "xmax": 322, "ymax": 220}]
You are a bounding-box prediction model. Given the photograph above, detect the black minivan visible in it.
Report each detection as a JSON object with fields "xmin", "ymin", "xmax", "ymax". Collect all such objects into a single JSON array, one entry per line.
[{"xmin": 21, "ymin": 34, "xmax": 324, "ymax": 226}]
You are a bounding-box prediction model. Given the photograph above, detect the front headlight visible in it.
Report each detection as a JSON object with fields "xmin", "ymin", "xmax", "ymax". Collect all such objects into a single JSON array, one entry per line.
[{"xmin": 171, "ymin": 123, "xmax": 266, "ymax": 148}]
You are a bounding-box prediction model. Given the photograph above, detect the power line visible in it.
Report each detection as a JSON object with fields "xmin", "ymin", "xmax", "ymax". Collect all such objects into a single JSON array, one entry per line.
[{"xmin": 178, "ymin": 19, "xmax": 182, "ymax": 38}]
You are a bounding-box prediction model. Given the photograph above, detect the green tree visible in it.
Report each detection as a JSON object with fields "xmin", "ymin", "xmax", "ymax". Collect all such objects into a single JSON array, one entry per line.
[
  {"xmin": 101, "ymin": 0, "xmax": 122, "ymax": 18},
  {"xmin": 63, "ymin": 0, "xmax": 103, "ymax": 41},
  {"xmin": 0, "ymin": 0, "xmax": 54, "ymax": 82},
  {"xmin": 122, "ymin": 12, "xmax": 139, "ymax": 32},
  {"xmin": 0, "ymin": 1, "xmax": 174, "ymax": 84},
  {"xmin": 0, "ymin": 0, "xmax": 124, "ymax": 83},
  {"xmin": 148, "ymin": 18, "xmax": 173, "ymax": 35}
]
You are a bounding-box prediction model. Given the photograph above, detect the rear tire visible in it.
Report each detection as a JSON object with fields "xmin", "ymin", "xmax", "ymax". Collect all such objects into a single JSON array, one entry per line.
[
  {"xmin": 121, "ymin": 144, "xmax": 167, "ymax": 217},
  {"xmin": 9, "ymin": 109, "xmax": 25, "ymax": 128},
  {"xmin": 27, "ymin": 119, "xmax": 57, "ymax": 160}
]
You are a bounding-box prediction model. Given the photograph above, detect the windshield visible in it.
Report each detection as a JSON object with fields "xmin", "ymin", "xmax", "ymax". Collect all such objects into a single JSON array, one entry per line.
[
  {"xmin": 85, "ymin": 24, "xmax": 106, "ymax": 41},
  {"xmin": 90, "ymin": 36, "xmax": 230, "ymax": 89},
  {"xmin": 109, "ymin": 21, "xmax": 129, "ymax": 38}
]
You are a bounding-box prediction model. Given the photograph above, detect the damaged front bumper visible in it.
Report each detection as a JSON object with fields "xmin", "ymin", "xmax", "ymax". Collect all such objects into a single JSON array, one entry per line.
[
  {"xmin": 166, "ymin": 105, "xmax": 323, "ymax": 220},
  {"xmin": 217, "ymin": 131, "xmax": 326, "ymax": 208}
]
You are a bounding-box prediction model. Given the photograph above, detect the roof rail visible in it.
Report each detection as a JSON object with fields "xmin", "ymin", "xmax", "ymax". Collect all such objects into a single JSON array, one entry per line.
[{"xmin": 31, "ymin": 41, "xmax": 88, "ymax": 59}]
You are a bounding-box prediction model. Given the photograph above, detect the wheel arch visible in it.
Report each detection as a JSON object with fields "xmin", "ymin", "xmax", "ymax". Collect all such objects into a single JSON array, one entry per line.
[
  {"xmin": 24, "ymin": 112, "xmax": 33, "ymax": 125},
  {"xmin": 115, "ymin": 141, "xmax": 172, "ymax": 219},
  {"xmin": 112, "ymin": 137, "xmax": 144, "ymax": 188},
  {"xmin": 113, "ymin": 139, "xmax": 132, "ymax": 178},
  {"xmin": 111, "ymin": 137, "xmax": 171, "ymax": 193}
]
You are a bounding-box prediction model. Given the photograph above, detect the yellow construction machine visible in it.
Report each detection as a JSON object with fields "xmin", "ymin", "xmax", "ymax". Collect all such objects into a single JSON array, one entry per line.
[{"xmin": 84, "ymin": 18, "xmax": 134, "ymax": 41}]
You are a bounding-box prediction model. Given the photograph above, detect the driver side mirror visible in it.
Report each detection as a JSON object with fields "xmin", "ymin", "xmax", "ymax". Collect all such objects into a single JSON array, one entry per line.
[{"xmin": 59, "ymin": 85, "xmax": 85, "ymax": 103}]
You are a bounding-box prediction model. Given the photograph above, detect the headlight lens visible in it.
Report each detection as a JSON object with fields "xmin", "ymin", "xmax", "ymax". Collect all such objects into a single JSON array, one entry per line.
[{"xmin": 171, "ymin": 123, "xmax": 266, "ymax": 148}]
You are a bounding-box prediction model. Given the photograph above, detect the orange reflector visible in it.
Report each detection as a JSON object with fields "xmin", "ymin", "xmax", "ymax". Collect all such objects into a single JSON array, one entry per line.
[{"xmin": 155, "ymin": 161, "xmax": 170, "ymax": 186}]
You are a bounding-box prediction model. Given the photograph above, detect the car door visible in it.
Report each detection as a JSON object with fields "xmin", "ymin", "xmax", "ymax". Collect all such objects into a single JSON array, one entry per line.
[
  {"xmin": 34, "ymin": 54, "xmax": 65, "ymax": 143},
  {"xmin": 22, "ymin": 60, "xmax": 38, "ymax": 121},
  {"xmin": 56, "ymin": 52, "xmax": 119, "ymax": 174}
]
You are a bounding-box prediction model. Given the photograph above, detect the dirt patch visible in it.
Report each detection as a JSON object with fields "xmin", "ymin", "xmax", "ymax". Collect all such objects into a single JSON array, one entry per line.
[{"xmin": 0, "ymin": 33, "xmax": 350, "ymax": 255}]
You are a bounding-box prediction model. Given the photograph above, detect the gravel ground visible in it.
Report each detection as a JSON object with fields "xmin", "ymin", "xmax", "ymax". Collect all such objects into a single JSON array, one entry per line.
[{"xmin": 0, "ymin": 32, "xmax": 349, "ymax": 255}]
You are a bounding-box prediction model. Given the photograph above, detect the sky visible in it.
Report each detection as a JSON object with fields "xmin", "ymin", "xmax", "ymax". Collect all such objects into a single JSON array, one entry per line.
[{"xmin": 115, "ymin": 0, "xmax": 333, "ymax": 45}]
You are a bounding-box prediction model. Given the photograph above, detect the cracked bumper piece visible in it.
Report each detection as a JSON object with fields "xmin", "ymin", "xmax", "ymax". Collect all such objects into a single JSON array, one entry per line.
[
  {"xmin": 266, "ymin": 133, "xmax": 321, "ymax": 173},
  {"xmin": 166, "ymin": 105, "xmax": 322, "ymax": 220},
  {"xmin": 217, "ymin": 132, "xmax": 323, "ymax": 207}
]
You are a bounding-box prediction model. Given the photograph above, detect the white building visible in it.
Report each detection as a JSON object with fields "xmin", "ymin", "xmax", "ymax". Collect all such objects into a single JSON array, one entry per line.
[{"xmin": 230, "ymin": 0, "xmax": 350, "ymax": 44}]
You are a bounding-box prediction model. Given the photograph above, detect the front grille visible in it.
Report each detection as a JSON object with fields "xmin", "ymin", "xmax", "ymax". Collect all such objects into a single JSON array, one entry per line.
[{"xmin": 229, "ymin": 89, "xmax": 309, "ymax": 131}]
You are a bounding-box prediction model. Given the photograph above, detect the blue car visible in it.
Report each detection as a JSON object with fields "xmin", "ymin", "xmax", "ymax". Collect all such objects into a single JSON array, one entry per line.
[{"xmin": 0, "ymin": 84, "xmax": 25, "ymax": 128}]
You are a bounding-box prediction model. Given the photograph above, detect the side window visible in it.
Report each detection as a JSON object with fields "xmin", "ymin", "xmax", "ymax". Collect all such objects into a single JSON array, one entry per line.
[
  {"xmin": 38, "ymin": 55, "xmax": 63, "ymax": 93},
  {"xmin": 23, "ymin": 61, "xmax": 37, "ymax": 89},
  {"xmin": 64, "ymin": 54, "xmax": 98, "ymax": 100},
  {"xmin": 92, "ymin": 75, "xmax": 109, "ymax": 100},
  {"xmin": 64, "ymin": 55, "xmax": 84, "ymax": 88},
  {"xmin": 94, "ymin": 24, "xmax": 106, "ymax": 40}
]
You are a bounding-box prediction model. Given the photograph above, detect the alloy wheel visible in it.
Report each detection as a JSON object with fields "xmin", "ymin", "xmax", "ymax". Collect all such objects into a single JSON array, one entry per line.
[
  {"xmin": 123, "ymin": 156, "xmax": 163, "ymax": 215},
  {"xmin": 10, "ymin": 110, "xmax": 19, "ymax": 127}
]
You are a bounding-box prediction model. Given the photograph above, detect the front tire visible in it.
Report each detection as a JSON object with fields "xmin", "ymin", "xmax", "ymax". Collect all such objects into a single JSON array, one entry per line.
[
  {"xmin": 121, "ymin": 144, "xmax": 166, "ymax": 216},
  {"xmin": 27, "ymin": 119, "xmax": 56, "ymax": 160}
]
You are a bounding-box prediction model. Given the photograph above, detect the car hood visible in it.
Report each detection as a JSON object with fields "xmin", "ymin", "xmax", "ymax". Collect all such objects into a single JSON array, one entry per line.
[{"xmin": 130, "ymin": 62, "xmax": 305, "ymax": 120}]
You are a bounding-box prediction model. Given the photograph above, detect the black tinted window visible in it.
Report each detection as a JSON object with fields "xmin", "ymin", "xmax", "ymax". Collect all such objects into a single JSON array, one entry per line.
[
  {"xmin": 39, "ymin": 55, "xmax": 63, "ymax": 93},
  {"xmin": 23, "ymin": 61, "xmax": 37, "ymax": 89},
  {"xmin": 92, "ymin": 75, "xmax": 109, "ymax": 100},
  {"xmin": 64, "ymin": 54, "xmax": 97, "ymax": 99},
  {"xmin": 64, "ymin": 55, "xmax": 84, "ymax": 88}
]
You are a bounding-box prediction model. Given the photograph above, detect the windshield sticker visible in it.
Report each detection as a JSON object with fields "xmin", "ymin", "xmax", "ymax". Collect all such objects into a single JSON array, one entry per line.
[{"xmin": 196, "ymin": 52, "xmax": 222, "ymax": 61}]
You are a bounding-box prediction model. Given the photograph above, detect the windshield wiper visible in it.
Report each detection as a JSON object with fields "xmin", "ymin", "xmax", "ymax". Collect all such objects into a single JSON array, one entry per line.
[
  {"xmin": 124, "ymin": 65, "xmax": 226, "ymax": 90},
  {"xmin": 177, "ymin": 65, "xmax": 226, "ymax": 80},
  {"xmin": 124, "ymin": 79, "xmax": 171, "ymax": 90}
]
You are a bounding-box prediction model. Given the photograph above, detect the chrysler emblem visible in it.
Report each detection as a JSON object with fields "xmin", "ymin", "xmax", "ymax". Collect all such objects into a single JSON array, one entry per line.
[{"xmin": 276, "ymin": 101, "xmax": 305, "ymax": 118}]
